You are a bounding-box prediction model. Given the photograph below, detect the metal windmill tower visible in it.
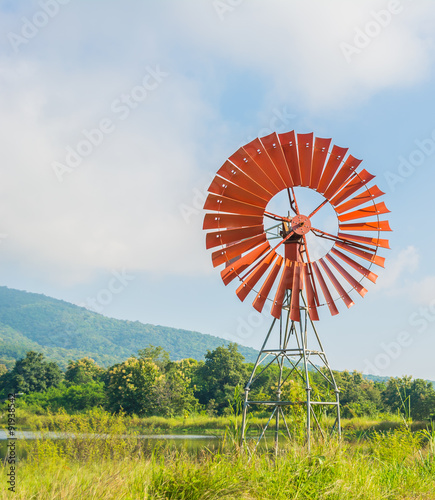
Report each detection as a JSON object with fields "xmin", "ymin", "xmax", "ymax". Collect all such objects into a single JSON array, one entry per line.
[{"xmin": 203, "ymin": 131, "xmax": 390, "ymax": 453}]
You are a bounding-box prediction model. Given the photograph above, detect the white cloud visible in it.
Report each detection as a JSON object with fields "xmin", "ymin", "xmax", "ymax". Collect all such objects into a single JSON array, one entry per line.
[
  {"xmin": 168, "ymin": 0, "xmax": 435, "ymax": 111},
  {"xmin": 0, "ymin": 56, "xmax": 215, "ymax": 284},
  {"xmin": 408, "ymin": 275, "xmax": 435, "ymax": 305},
  {"xmin": 377, "ymin": 245, "xmax": 420, "ymax": 290},
  {"xmin": 1, "ymin": 0, "xmax": 435, "ymax": 286},
  {"xmin": 375, "ymin": 246, "xmax": 435, "ymax": 306}
]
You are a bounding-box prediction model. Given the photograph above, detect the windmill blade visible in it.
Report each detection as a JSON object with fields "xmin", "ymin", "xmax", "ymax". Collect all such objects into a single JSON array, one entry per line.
[
  {"xmin": 312, "ymin": 262, "xmax": 339, "ymax": 316},
  {"xmin": 323, "ymin": 155, "xmax": 362, "ymax": 200},
  {"xmin": 212, "ymin": 233, "xmax": 267, "ymax": 267},
  {"xmin": 244, "ymin": 138, "xmax": 287, "ymax": 191},
  {"xmin": 229, "ymin": 148, "xmax": 280, "ymax": 196},
  {"xmin": 206, "ymin": 225, "xmax": 264, "ymax": 249},
  {"xmin": 334, "ymin": 241, "xmax": 385, "ymax": 268},
  {"xmin": 310, "ymin": 137, "xmax": 332, "ymax": 189},
  {"xmin": 260, "ymin": 132, "xmax": 294, "ymax": 187},
  {"xmin": 335, "ymin": 185, "xmax": 385, "ymax": 214},
  {"xmin": 289, "ymin": 263, "xmax": 302, "ymax": 322},
  {"xmin": 271, "ymin": 260, "xmax": 293, "ymax": 319},
  {"xmin": 318, "ymin": 258, "xmax": 355, "ymax": 309},
  {"xmin": 221, "ymin": 241, "xmax": 270, "ymax": 285},
  {"xmin": 204, "ymin": 193, "xmax": 265, "ymax": 217},
  {"xmin": 236, "ymin": 251, "xmax": 279, "ymax": 301},
  {"xmin": 204, "ymin": 131, "xmax": 390, "ymax": 322},
  {"xmin": 311, "ymin": 226, "xmax": 385, "ymax": 254},
  {"xmin": 217, "ymin": 161, "xmax": 272, "ymax": 201},
  {"xmin": 253, "ymin": 256, "xmax": 284, "ymax": 313},
  {"xmin": 278, "ymin": 130, "xmax": 301, "ymax": 186},
  {"xmin": 302, "ymin": 264, "xmax": 319, "ymax": 321},
  {"xmin": 325, "ymin": 253, "xmax": 367, "ymax": 297},
  {"xmin": 337, "ymin": 232, "xmax": 390, "ymax": 249},
  {"xmin": 330, "ymin": 247, "xmax": 378, "ymax": 283},
  {"xmin": 208, "ymin": 175, "xmax": 269, "ymax": 208},
  {"xmin": 203, "ymin": 213, "xmax": 264, "ymax": 230},
  {"xmin": 317, "ymin": 145, "xmax": 348, "ymax": 194},
  {"xmin": 330, "ymin": 169, "xmax": 375, "ymax": 206},
  {"xmin": 297, "ymin": 132, "xmax": 314, "ymax": 187},
  {"xmin": 337, "ymin": 202, "xmax": 390, "ymax": 222},
  {"xmin": 339, "ymin": 220, "xmax": 392, "ymax": 232}
]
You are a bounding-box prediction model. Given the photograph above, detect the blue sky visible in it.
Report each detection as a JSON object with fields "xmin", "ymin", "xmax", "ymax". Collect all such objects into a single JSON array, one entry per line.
[{"xmin": 1, "ymin": 0, "xmax": 435, "ymax": 379}]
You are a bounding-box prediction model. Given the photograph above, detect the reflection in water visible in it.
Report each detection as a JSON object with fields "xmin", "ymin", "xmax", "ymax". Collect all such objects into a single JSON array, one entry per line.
[{"xmin": 0, "ymin": 430, "xmax": 220, "ymax": 461}]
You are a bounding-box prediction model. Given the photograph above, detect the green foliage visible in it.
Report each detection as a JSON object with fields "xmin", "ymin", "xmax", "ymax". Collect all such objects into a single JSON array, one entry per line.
[
  {"xmin": 333, "ymin": 370, "xmax": 383, "ymax": 418},
  {"xmin": 65, "ymin": 357, "xmax": 105, "ymax": 384},
  {"xmin": 4, "ymin": 422, "xmax": 435, "ymax": 500},
  {"xmin": 1, "ymin": 343, "xmax": 435, "ymax": 422},
  {"xmin": 138, "ymin": 345, "xmax": 170, "ymax": 368},
  {"xmin": 195, "ymin": 343, "xmax": 247, "ymax": 415},
  {"xmin": 382, "ymin": 376, "xmax": 435, "ymax": 421},
  {"xmin": 104, "ymin": 348, "xmax": 199, "ymax": 417},
  {"xmin": 0, "ymin": 286, "xmax": 259, "ymax": 369},
  {"xmin": 105, "ymin": 356, "xmax": 162, "ymax": 416},
  {"xmin": 0, "ymin": 351, "xmax": 63, "ymax": 397},
  {"xmin": 21, "ymin": 381, "xmax": 107, "ymax": 413}
]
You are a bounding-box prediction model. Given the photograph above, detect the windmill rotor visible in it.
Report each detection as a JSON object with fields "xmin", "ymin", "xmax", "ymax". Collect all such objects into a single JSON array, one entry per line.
[{"xmin": 203, "ymin": 131, "xmax": 391, "ymax": 322}]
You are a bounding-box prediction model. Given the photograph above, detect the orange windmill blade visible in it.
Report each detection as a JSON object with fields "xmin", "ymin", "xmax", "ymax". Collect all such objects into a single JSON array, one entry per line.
[{"xmin": 203, "ymin": 131, "xmax": 391, "ymax": 321}]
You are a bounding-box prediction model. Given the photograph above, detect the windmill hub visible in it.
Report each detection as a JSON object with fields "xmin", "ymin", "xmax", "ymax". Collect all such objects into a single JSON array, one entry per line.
[{"xmin": 291, "ymin": 214, "xmax": 311, "ymax": 235}]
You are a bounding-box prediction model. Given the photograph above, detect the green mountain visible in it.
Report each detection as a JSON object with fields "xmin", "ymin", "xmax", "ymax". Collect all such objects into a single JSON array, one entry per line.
[{"xmin": 0, "ymin": 286, "xmax": 259, "ymax": 370}]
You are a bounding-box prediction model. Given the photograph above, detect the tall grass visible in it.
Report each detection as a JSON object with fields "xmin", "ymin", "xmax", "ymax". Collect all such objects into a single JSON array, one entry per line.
[
  {"xmin": 9, "ymin": 407, "xmax": 428, "ymax": 436},
  {"xmin": 2, "ymin": 412, "xmax": 435, "ymax": 499}
]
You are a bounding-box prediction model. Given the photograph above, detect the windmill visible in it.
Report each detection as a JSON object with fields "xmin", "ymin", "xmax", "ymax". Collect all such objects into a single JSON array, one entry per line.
[{"xmin": 203, "ymin": 131, "xmax": 390, "ymax": 453}]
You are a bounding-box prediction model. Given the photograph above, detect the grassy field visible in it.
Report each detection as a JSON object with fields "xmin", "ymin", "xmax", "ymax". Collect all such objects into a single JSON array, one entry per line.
[
  {"xmin": 1, "ymin": 410, "xmax": 435, "ymax": 499},
  {"xmin": 7, "ymin": 406, "xmax": 430, "ymax": 435}
]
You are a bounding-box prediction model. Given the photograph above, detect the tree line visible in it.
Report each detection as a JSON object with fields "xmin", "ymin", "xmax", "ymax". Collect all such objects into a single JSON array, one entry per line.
[{"xmin": 1, "ymin": 345, "xmax": 434, "ymax": 421}]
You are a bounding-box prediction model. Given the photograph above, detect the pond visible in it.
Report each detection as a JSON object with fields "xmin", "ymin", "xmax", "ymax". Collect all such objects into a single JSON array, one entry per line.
[{"xmin": 0, "ymin": 430, "xmax": 220, "ymax": 461}]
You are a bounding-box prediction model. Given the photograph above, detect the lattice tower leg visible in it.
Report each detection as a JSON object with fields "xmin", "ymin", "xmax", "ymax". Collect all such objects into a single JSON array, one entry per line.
[{"xmin": 240, "ymin": 291, "xmax": 341, "ymax": 456}]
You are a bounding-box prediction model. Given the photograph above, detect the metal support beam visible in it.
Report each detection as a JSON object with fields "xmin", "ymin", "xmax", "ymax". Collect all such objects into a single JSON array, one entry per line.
[{"xmin": 240, "ymin": 291, "xmax": 341, "ymax": 455}]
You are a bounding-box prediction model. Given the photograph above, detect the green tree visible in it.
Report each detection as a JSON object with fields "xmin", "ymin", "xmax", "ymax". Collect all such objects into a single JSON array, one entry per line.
[
  {"xmin": 105, "ymin": 349, "xmax": 200, "ymax": 417},
  {"xmin": 105, "ymin": 356, "xmax": 161, "ymax": 416},
  {"xmin": 195, "ymin": 343, "xmax": 247, "ymax": 414},
  {"xmin": 382, "ymin": 376, "xmax": 435, "ymax": 421},
  {"xmin": 138, "ymin": 345, "xmax": 170, "ymax": 369},
  {"xmin": 22, "ymin": 381, "xmax": 107, "ymax": 413},
  {"xmin": 65, "ymin": 357, "xmax": 105, "ymax": 385},
  {"xmin": 1, "ymin": 351, "xmax": 62, "ymax": 396},
  {"xmin": 333, "ymin": 370, "xmax": 383, "ymax": 418}
]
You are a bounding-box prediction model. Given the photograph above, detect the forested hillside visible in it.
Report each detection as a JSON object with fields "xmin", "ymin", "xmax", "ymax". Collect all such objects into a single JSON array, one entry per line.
[{"xmin": 0, "ymin": 286, "xmax": 258, "ymax": 369}]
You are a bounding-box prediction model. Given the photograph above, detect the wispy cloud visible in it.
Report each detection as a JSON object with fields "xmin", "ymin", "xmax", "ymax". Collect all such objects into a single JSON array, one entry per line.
[{"xmin": 1, "ymin": 0, "xmax": 435, "ymax": 287}]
